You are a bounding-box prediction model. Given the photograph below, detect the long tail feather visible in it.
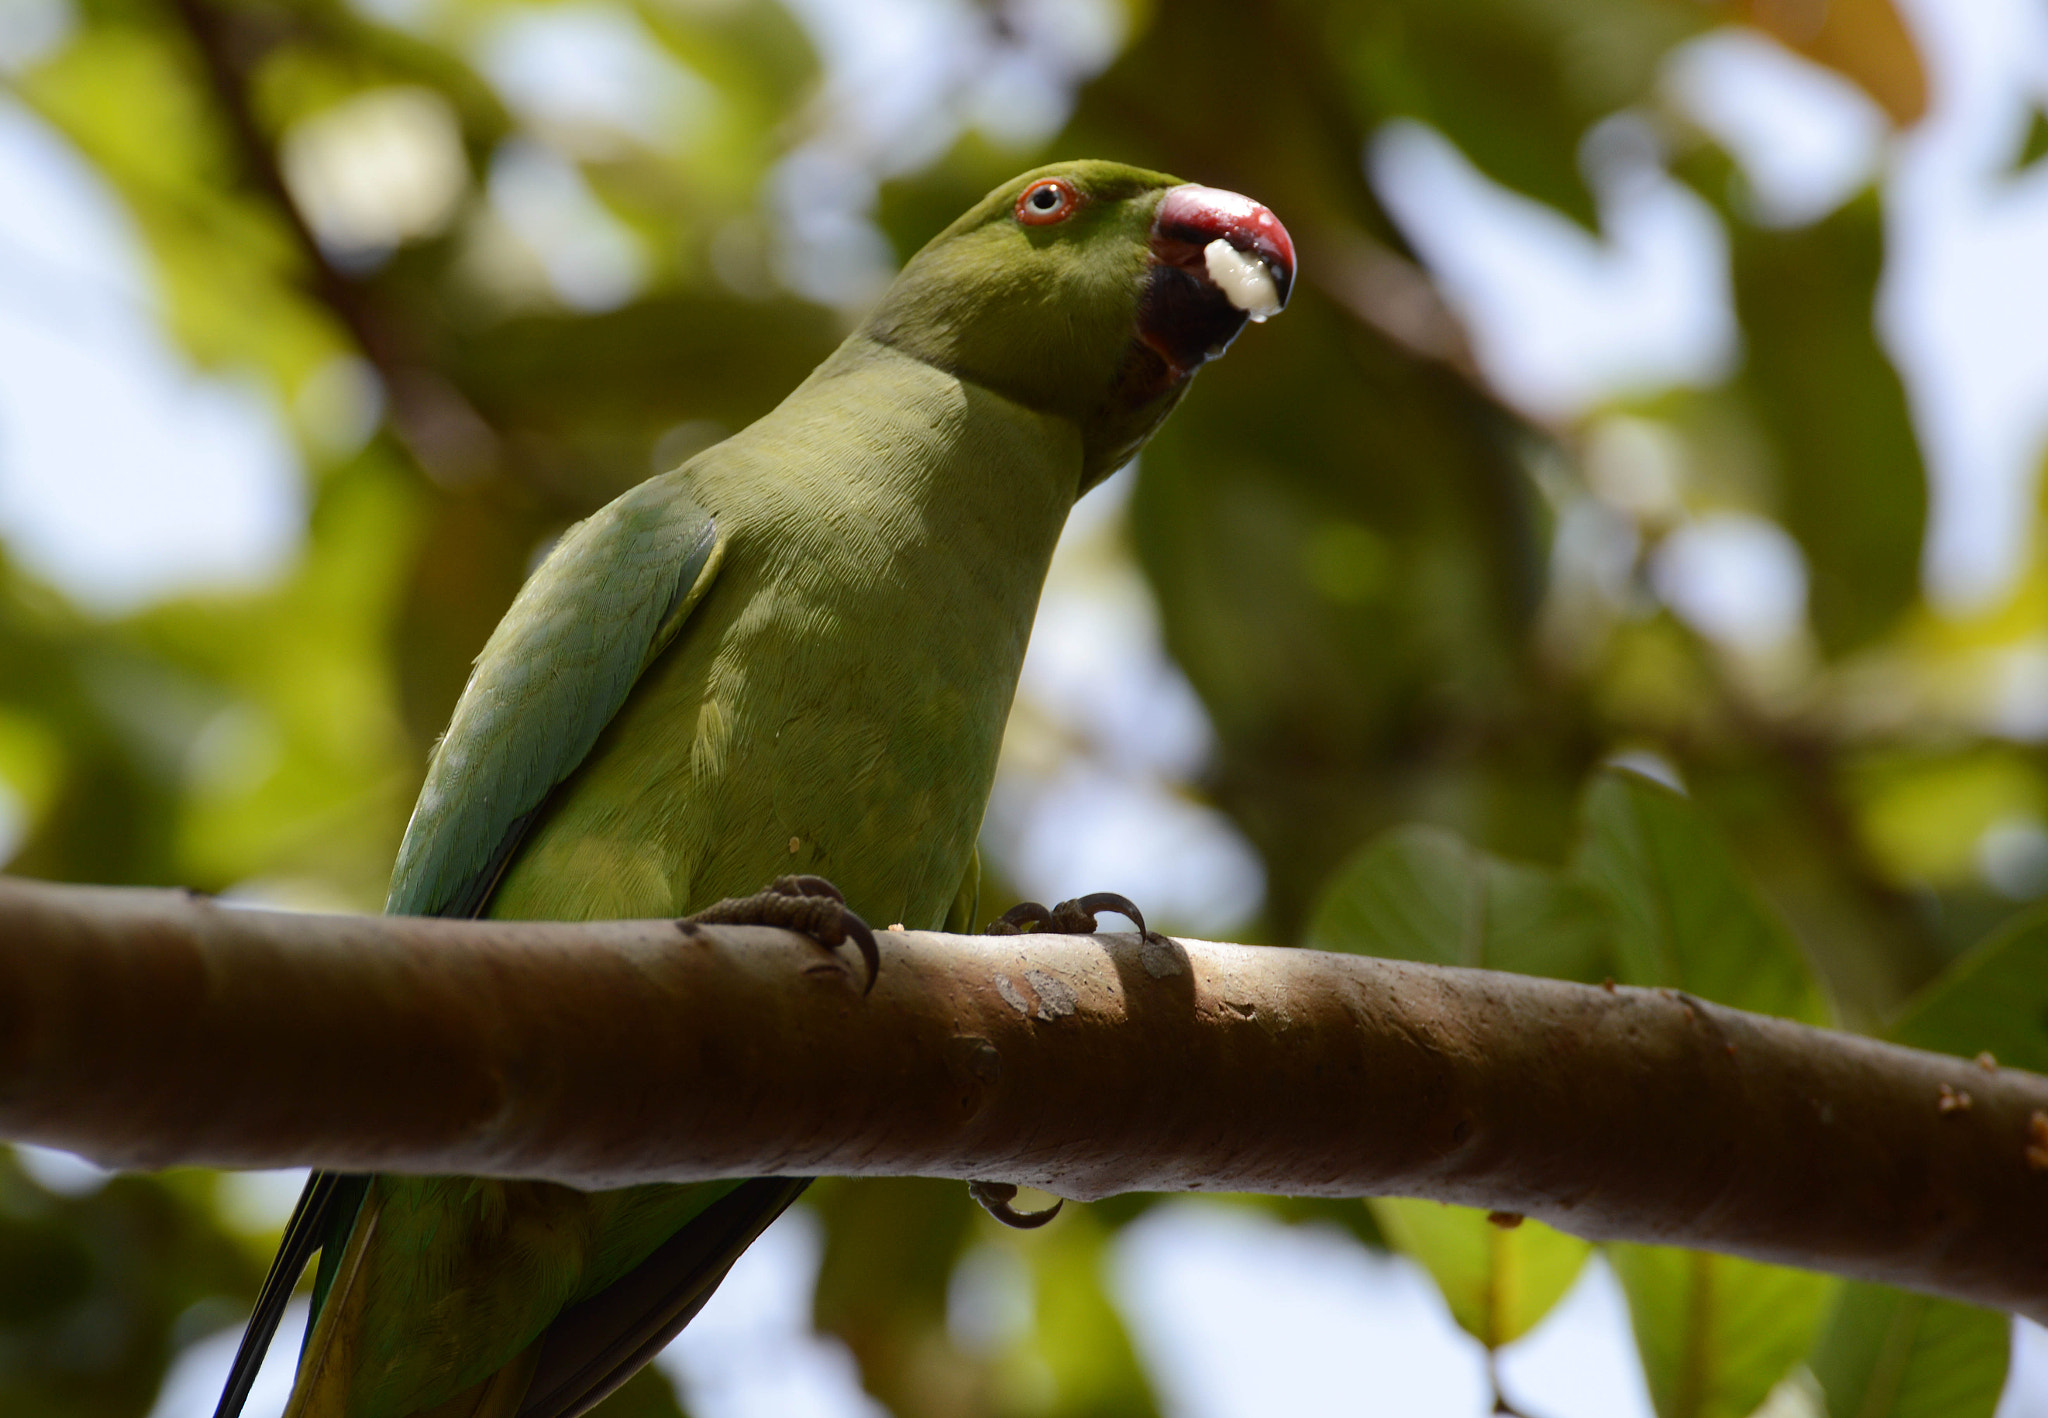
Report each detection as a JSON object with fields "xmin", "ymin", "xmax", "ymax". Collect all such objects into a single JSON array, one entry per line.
[
  {"xmin": 213, "ymin": 1172, "xmax": 370, "ymax": 1418},
  {"xmin": 516, "ymin": 1178, "xmax": 811, "ymax": 1418},
  {"xmin": 281, "ymin": 1178, "xmax": 385, "ymax": 1418}
]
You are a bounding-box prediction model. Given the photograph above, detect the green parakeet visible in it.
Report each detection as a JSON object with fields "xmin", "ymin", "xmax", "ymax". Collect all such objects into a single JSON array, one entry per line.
[{"xmin": 215, "ymin": 159, "xmax": 1293, "ymax": 1418}]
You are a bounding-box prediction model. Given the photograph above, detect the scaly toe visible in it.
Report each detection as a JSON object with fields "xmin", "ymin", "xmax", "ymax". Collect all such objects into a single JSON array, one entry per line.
[
  {"xmin": 773, "ymin": 874, "xmax": 846, "ymax": 902},
  {"xmin": 681, "ymin": 877, "xmax": 879, "ymax": 993}
]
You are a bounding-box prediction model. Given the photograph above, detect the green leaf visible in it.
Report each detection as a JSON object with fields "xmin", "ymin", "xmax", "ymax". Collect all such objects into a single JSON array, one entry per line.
[
  {"xmin": 1572, "ymin": 770, "xmax": 1828, "ymax": 1023},
  {"xmin": 0, "ymin": 1157, "xmax": 260, "ymax": 1418},
  {"xmin": 1307, "ymin": 823, "xmax": 1612, "ymax": 981},
  {"xmin": 1343, "ymin": 0, "xmax": 1708, "ymax": 228},
  {"xmin": 23, "ymin": 25, "xmax": 340, "ymax": 391},
  {"xmin": 1016, "ymin": 1206, "xmax": 1162, "ymax": 1418},
  {"xmin": 1369, "ymin": 1198, "xmax": 1588, "ymax": 1348},
  {"xmin": 809, "ymin": 1178, "xmax": 982, "ymax": 1413},
  {"xmin": 1809, "ymin": 1282, "xmax": 2008, "ymax": 1418},
  {"xmin": 1849, "ymin": 747, "xmax": 2042, "ymax": 888},
  {"xmin": 1889, "ymin": 902, "xmax": 2048, "ymax": 1073},
  {"xmin": 1727, "ymin": 192, "xmax": 1925, "ymax": 656},
  {"xmin": 1124, "ymin": 286, "xmax": 1549, "ymax": 937},
  {"xmin": 2013, "ymin": 107, "xmax": 2048, "ymax": 177},
  {"xmin": 1609, "ymin": 1245, "xmax": 1832, "ymax": 1418}
]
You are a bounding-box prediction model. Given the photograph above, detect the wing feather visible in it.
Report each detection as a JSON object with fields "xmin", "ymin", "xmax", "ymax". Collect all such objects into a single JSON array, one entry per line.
[
  {"xmin": 216, "ymin": 469, "xmax": 722, "ymax": 1418},
  {"xmin": 388, "ymin": 470, "xmax": 720, "ymax": 920}
]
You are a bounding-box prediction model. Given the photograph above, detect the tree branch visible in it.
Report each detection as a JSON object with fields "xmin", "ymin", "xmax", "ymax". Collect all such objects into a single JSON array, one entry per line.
[
  {"xmin": 2, "ymin": 876, "xmax": 2044, "ymax": 1319},
  {"xmin": 165, "ymin": 0, "xmax": 506, "ymax": 486}
]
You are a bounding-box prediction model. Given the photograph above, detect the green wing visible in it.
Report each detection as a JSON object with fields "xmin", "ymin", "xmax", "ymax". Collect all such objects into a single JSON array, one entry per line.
[
  {"xmin": 214, "ymin": 470, "xmax": 724, "ymax": 1418},
  {"xmin": 388, "ymin": 468, "xmax": 722, "ymax": 921}
]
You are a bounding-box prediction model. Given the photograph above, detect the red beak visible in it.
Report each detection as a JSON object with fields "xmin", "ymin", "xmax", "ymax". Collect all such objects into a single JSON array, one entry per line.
[{"xmin": 1152, "ymin": 184, "xmax": 1296, "ymax": 312}]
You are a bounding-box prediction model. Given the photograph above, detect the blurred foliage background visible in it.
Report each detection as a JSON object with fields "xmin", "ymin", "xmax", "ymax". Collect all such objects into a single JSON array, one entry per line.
[{"xmin": 3, "ymin": 0, "xmax": 2048, "ymax": 1412}]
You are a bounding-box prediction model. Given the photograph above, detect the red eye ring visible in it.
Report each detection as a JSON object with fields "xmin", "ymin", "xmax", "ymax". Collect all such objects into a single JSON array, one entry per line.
[{"xmin": 1015, "ymin": 178, "xmax": 1080, "ymax": 226}]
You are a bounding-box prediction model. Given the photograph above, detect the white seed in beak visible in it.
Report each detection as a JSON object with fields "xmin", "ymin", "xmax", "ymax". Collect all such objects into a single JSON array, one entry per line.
[{"xmin": 1203, "ymin": 237, "xmax": 1281, "ymax": 322}]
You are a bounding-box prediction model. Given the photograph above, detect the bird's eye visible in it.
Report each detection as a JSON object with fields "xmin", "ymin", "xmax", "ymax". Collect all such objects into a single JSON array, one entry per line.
[{"xmin": 1015, "ymin": 178, "xmax": 1079, "ymax": 226}]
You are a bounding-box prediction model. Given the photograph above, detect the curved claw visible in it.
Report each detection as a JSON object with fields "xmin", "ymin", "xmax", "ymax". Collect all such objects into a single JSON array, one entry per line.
[
  {"xmin": 793, "ymin": 893, "xmax": 878, "ymax": 995},
  {"xmin": 968, "ymin": 1180, "xmax": 1064, "ymax": 1230},
  {"xmin": 839, "ymin": 911, "xmax": 881, "ymax": 995},
  {"xmin": 1068, "ymin": 891, "xmax": 1151, "ymax": 940},
  {"xmin": 984, "ymin": 891, "xmax": 1157, "ymax": 943},
  {"xmin": 773, "ymin": 875, "xmax": 879, "ymax": 994},
  {"xmin": 986, "ymin": 901, "xmax": 1057, "ymax": 936}
]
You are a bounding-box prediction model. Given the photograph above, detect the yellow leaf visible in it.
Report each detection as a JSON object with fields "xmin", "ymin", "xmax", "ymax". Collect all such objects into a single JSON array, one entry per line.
[{"xmin": 1738, "ymin": 0, "xmax": 1927, "ymax": 126}]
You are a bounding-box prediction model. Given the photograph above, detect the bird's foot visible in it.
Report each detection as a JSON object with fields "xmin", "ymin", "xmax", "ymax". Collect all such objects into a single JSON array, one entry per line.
[
  {"xmin": 984, "ymin": 890, "xmax": 1162, "ymax": 945},
  {"xmin": 682, "ymin": 874, "xmax": 880, "ymax": 994},
  {"xmin": 971, "ymin": 894, "xmax": 1148, "ymax": 1233},
  {"xmin": 968, "ymin": 1180, "xmax": 1064, "ymax": 1229}
]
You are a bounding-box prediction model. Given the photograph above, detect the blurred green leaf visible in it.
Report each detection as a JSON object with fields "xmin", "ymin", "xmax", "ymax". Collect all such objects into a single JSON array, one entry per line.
[
  {"xmin": 810, "ymin": 1179, "xmax": 986, "ymax": 1418},
  {"xmin": 1126, "ymin": 290, "xmax": 1559, "ymax": 938},
  {"xmin": 1609, "ymin": 1244, "xmax": 1832, "ymax": 1418},
  {"xmin": 1848, "ymin": 747, "xmax": 2042, "ymax": 889},
  {"xmin": 1888, "ymin": 901, "xmax": 2048, "ymax": 1073},
  {"xmin": 1725, "ymin": 192, "xmax": 1926, "ymax": 656},
  {"xmin": 23, "ymin": 22, "xmax": 340, "ymax": 391},
  {"xmin": 1308, "ymin": 822, "xmax": 1614, "ymax": 980},
  {"xmin": 0, "ymin": 1157, "xmax": 258, "ymax": 1418},
  {"xmin": 142, "ymin": 451, "xmax": 424, "ymax": 902},
  {"xmin": 1573, "ymin": 769, "xmax": 1829, "ymax": 1022},
  {"xmin": 449, "ymin": 292, "xmax": 842, "ymax": 502},
  {"xmin": 1809, "ymin": 1282, "xmax": 2007, "ymax": 1418},
  {"xmin": 2013, "ymin": 107, "xmax": 2048, "ymax": 176},
  {"xmin": 1369, "ymin": 1199, "xmax": 1588, "ymax": 1349},
  {"xmin": 1011, "ymin": 1207, "xmax": 1161, "ymax": 1418},
  {"xmin": 810, "ymin": 1180, "xmax": 1158, "ymax": 1418},
  {"xmin": 1360, "ymin": 0, "xmax": 1705, "ymax": 228}
]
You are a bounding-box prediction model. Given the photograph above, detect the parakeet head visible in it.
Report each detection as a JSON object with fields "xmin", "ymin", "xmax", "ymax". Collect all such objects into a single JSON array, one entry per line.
[{"xmin": 864, "ymin": 159, "xmax": 1295, "ymax": 490}]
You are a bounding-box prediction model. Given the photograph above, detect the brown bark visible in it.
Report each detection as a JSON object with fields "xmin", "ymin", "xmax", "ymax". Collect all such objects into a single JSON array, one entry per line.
[{"xmin": 1, "ymin": 875, "xmax": 2044, "ymax": 1320}]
